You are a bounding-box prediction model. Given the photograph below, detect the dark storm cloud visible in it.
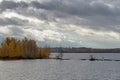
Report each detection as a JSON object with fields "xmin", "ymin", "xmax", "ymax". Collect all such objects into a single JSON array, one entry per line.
[
  {"xmin": 0, "ymin": 1, "xmax": 28, "ymax": 11},
  {"xmin": 29, "ymin": 0, "xmax": 120, "ymax": 32},
  {"xmin": 0, "ymin": 0, "xmax": 120, "ymax": 48},
  {"xmin": 30, "ymin": 0, "xmax": 120, "ymax": 16},
  {"xmin": 0, "ymin": 0, "xmax": 120, "ymax": 32},
  {"xmin": 0, "ymin": 1, "xmax": 18, "ymax": 10},
  {"xmin": 1, "ymin": 0, "xmax": 119, "ymax": 16},
  {"xmin": 9, "ymin": 0, "xmax": 120, "ymax": 32}
]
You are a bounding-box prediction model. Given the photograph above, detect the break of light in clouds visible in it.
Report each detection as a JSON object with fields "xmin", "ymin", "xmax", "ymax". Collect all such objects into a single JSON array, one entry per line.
[{"xmin": 0, "ymin": 0, "xmax": 120, "ymax": 48}]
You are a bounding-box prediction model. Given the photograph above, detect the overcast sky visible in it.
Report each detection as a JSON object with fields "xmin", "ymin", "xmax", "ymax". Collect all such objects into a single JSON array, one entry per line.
[{"xmin": 0, "ymin": 0, "xmax": 120, "ymax": 48}]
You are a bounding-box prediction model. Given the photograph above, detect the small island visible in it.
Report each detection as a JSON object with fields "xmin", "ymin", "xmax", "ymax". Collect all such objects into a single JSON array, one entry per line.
[{"xmin": 0, "ymin": 37, "xmax": 51, "ymax": 60}]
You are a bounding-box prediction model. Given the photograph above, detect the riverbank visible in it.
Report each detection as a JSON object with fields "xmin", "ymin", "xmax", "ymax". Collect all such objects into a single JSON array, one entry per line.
[{"xmin": 0, "ymin": 57, "xmax": 120, "ymax": 62}]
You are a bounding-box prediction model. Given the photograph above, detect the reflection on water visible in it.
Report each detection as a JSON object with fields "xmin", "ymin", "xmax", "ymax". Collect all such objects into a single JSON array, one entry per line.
[
  {"xmin": 51, "ymin": 53, "xmax": 120, "ymax": 60},
  {"xmin": 0, "ymin": 53, "xmax": 120, "ymax": 80}
]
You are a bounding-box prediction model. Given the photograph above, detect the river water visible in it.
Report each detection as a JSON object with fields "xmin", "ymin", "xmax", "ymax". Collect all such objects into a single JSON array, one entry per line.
[{"xmin": 0, "ymin": 53, "xmax": 120, "ymax": 80}]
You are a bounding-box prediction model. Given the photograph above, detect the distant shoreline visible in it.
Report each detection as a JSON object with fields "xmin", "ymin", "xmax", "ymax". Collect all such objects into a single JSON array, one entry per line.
[
  {"xmin": 0, "ymin": 57, "xmax": 120, "ymax": 62},
  {"xmin": 0, "ymin": 57, "xmax": 50, "ymax": 60},
  {"xmin": 51, "ymin": 52, "xmax": 119, "ymax": 54},
  {"xmin": 51, "ymin": 47, "xmax": 120, "ymax": 53}
]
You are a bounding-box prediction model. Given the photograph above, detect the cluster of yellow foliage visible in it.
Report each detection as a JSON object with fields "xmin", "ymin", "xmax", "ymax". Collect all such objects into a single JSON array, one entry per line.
[{"xmin": 0, "ymin": 37, "xmax": 51, "ymax": 59}]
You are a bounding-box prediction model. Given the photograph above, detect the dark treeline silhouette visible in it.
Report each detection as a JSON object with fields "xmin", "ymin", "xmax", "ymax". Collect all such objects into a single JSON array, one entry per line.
[
  {"xmin": 51, "ymin": 47, "xmax": 120, "ymax": 53},
  {"xmin": 0, "ymin": 37, "xmax": 51, "ymax": 59}
]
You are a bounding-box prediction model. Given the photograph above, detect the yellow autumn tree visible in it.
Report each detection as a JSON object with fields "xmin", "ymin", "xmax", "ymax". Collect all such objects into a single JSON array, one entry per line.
[
  {"xmin": 0, "ymin": 37, "xmax": 51, "ymax": 59},
  {"xmin": 5, "ymin": 37, "xmax": 11, "ymax": 46},
  {"xmin": 38, "ymin": 47, "xmax": 50, "ymax": 59},
  {"xmin": 0, "ymin": 48, "xmax": 1, "ymax": 58},
  {"xmin": 21, "ymin": 37, "xmax": 28, "ymax": 58},
  {"xmin": 15, "ymin": 40, "xmax": 22, "ymax": 57},
  {"xmin": 0, "ymin": 42, "xmax": 9, "ymax": 58},
  {"xmin": 9, "ymin": 39, "xmax": 16, "ymax": 58},
  {"xmin": 29, "ymin": 40, "xmax": 38, "ymax": 58}
]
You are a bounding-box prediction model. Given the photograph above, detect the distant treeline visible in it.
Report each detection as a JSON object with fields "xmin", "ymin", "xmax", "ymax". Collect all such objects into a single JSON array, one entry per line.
[
  {"xmin": 51, "ymin": 47, "xmax": 120, "ymax": 53},
  {"xmin": 0, "ymin": 37, "xmax": 51, "ymax": 59}
]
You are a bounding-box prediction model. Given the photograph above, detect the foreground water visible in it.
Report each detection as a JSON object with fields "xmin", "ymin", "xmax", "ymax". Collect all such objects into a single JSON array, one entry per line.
[{"xmin": 0, "ymin": 53, "xmax": 120, "ymax": 80}]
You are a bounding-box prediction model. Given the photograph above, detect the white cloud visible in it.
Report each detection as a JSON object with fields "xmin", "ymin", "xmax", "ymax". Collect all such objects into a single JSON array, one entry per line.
[
  {"xmin": 23, "ymin": 29, "xmax": 64, "ymax": 42},
  {"xmin": 2, "ymin": 11, "xmax": 44, "ymax": 24},
  {"xmin": 0, "ymin": 0, "xmax": 2, "ymax": 3},
  {"xmin": 67, "ymin": 39, "xmax": 75, "ymax": 43},
  {"xmin": 67, "ymin": 24, "xmax": 120, "ymax": 39},
  {"xmin": 0, "ymin": 26, "xmax": 11, "ymax": 34}
]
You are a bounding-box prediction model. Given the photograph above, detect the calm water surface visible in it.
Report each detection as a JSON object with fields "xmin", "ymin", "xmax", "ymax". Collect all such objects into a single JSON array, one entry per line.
[{"xmin": 0, "ymin": 53, "xmax": 120, "ymax": 80}]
